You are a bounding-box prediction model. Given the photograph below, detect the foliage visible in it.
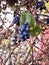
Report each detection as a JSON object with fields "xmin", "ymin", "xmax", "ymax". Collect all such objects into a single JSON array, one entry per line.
[{"xmin": 20, "ymin": 12, "xmax": 42, "ymax": 37}]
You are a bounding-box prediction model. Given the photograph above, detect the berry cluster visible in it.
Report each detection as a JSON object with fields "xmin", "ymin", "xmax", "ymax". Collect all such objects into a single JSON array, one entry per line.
[{"xmin": 18, "ymin": 22, "xmax": 30, "ymax": 41}]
